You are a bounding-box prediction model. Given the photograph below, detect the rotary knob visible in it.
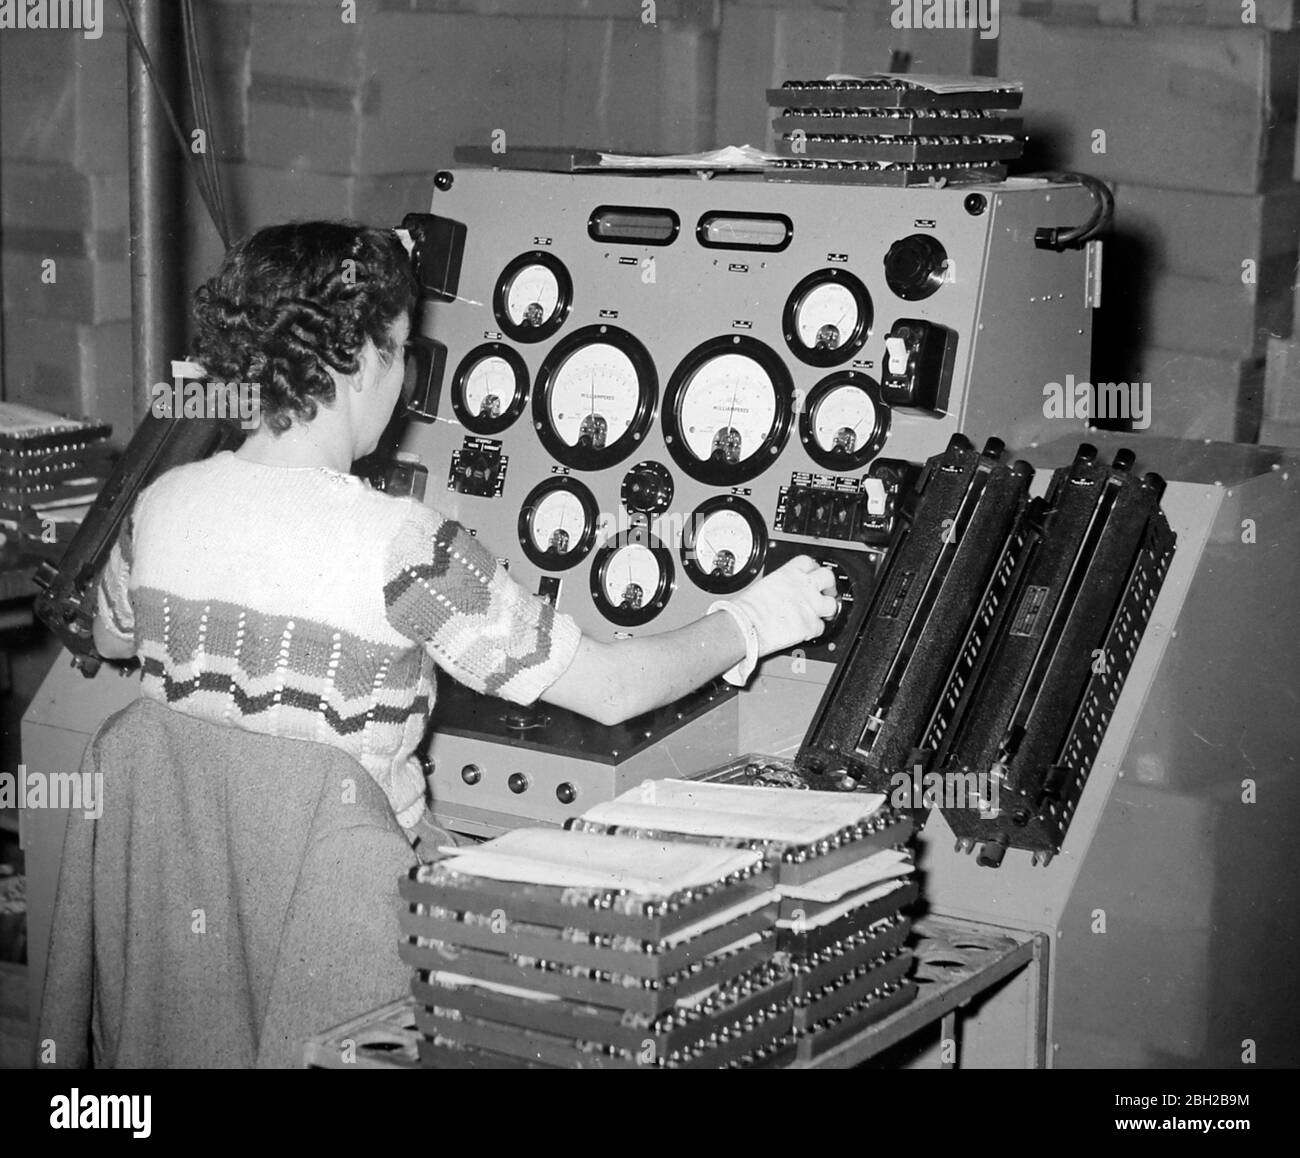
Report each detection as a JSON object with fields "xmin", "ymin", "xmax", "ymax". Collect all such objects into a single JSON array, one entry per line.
[
  {"xmin": 621, "ymin": 460, "xmax": 674, "ymax": 515},
  {"xmin": 883, "ymin": 234, "xmax": 949, "ymax": 302}
]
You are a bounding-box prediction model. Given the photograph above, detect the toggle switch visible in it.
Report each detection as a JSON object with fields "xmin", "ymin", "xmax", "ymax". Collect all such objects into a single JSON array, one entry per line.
[
  {"xmin": 880, "ymin": 319, "xmax": 957, "ymax": 416},
  {"xmin": 884, "ymin": 336, "xmax": 910, "ymax": 378}
]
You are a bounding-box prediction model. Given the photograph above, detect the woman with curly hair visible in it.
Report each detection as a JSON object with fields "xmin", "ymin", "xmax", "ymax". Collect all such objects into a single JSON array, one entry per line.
[{"xmin": 91, "ymin": 221, "xmax": 838, "ymax": 858}]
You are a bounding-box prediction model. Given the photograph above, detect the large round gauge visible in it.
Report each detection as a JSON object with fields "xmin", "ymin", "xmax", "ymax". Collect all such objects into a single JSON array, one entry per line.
[
  {"xmin": 590, "ymin": 530, "xmax": 674, "ymax": 627},
  {"xmin": 782, "ymin": 269, "xmax": 872, "ymax": 367},
  {"xmin": 450, "ymin": 343, "xmax": 529, "ymax": 434},
  {"xmin": 662, "ymin": 335, "xmax": 795, "ymax": 486},
  {"xmin": 798, "ymin": 372, "xmax": 891, "ymax": 471},
  {"xmin": 681, "ymin": 495, "xmax": 767, "ymax": 595},
  {"xmin": 493, "ymin": 252, "xmax": 573, "ymax": 343},
  {"xmin": 517, "ymin": 476, "xmax": 599, "ymax": 571},
  {"xmin": 533, "ymin": 325, "xmax": 658, "ymax": 471}
]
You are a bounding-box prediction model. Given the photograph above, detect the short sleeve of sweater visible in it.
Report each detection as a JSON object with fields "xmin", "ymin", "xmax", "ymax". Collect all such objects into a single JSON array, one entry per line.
[
  {"xmin": 383, "ymin": 505, "xmax": 582, "ymax": 705},
  {"xmin": 95, "ymin": 506, "xmax": 136, "ymax": 645}
]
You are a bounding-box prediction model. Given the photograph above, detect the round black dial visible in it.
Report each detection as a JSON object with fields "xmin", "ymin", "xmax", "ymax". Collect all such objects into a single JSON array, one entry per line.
[
  {"xmin": 661, "ymin": 335, "xmax": 795, "ymax": 487},
  {"xmin": 590, "ymin": 528, "xmax": 674, "ymax": 627},
  {"xmin": 681, "ymin": 495, "xmax": 768, "ymax": 596},
  {"xmin": 783, "ymin": 268, "xmax": 872, "ymax": 367},
  {"xmin": 450, "ymin": 343, "xmax": 529, "ymax": 434},
  {"xmin": 493, "ymin": 251, "xmax": 573, "ymax": 342},
  {"xmin": 621, "ymin": 460, "xmax": 674, "ymax": 516},
  {"xmin": 532, "ymin": 325, "xmax": 658, "ymax": 472},
  {"xmin": 517, "ymin": 476, "xmax": 599, "ymax": 571},
  {"xmin": 798, "ymin": 372, "xmax": 890, "ymax": 471},
  {"xmin": 883, "ymin": 234, "xmax": 949, "ymax": 301}
]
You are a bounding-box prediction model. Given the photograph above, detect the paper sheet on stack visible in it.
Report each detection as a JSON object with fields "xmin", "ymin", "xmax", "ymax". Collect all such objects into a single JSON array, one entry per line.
[
  {"xmin": 399, "ymin": 828, "xmax": 794, "ymax": 1069},
  {"xmin": 574, "ymin": 774, "xmax": 919, "ymax": 1060},
  {"xmin": 0, "ymin": 403, "xmax": 112, "ymax": 558}
]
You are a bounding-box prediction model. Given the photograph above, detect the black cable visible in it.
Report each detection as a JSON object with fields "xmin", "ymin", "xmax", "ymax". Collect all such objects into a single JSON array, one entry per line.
[
  {"xmin": 181, "ymin": 0, "xmax": 231, "ymax": 248},
  {"xmin": 114, "ymin": 0, "xmax": 231, "ymax": 251},
  {"xmin": 1024, "ymin": 171, "xmax": 1114, "ymax": 251}
]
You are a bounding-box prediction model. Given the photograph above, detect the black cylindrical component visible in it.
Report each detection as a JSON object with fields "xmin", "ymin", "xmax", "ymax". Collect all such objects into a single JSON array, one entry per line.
[
  {"xmin": 1112, "ymin": 448, "xmax": 1136, "ymax": 472},
  {"xmin": 128, "ymin": 0, "xmax": 185, "ymax": 426},
  {"xmin": 983, "ymin": 436, "xmax": 1005, "ymax": 459},
  {"xmin": 1141, "ymin": 471, "xmax": 1167, "ymax": 498},
  {"xmin": 976, "ymin": 835, "xmax": 1009, "ymax": 868},
  {"xmin": 1074, "ymin": 442, "xmax": 1098, "ymax": 464},
  {"xmin": 507, "ymin": 772, "xmax": 529, "ymax": 795}
]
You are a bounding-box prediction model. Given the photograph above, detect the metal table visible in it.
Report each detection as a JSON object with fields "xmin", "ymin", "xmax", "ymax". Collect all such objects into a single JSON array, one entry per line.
[{"xmin": 304, "ymin": 915, "xmax": 1049, "ymax": 1070}]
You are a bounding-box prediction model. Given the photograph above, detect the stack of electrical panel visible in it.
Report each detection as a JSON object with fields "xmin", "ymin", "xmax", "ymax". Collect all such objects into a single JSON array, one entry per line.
[
  {"xmin": 398, "ymin": 828, "xmax": 795, "ymax": 1069},
  {"xmin": 767, "ymin": 75, "xmax": 1025, "ymax": 185},
  {"xmin": 574, "ymin": 776, "xmax": 918, "ymax": 1062},
  {"xmin": 0, "ymin": 403, "xmax": 112, "ymax": 560}
]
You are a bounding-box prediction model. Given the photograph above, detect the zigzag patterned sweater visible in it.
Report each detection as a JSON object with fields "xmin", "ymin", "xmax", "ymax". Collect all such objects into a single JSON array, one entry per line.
[{"xmin": 96, "ymin": 451, "xmax": 582, "ymax": 829}]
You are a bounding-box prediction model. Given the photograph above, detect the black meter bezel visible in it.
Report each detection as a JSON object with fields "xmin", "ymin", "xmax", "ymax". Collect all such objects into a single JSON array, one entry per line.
[
  {"xmin": 680, "ymin": 494, "xmax": 769, "ymax": 596},
  {"xmin": 661, "ymin": 334, "xmax": 795, "ymax": 487},
  {"xmin": 532, "ymin": 325, "xmax": 659, "ymax": 472}
]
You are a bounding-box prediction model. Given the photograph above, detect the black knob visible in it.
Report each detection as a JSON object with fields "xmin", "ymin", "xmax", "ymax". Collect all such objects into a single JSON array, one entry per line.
[
  {"xmin": 434, "ymin": 170, "xmax": 454, "ymax": 191},
  {"xmin": 556, "ymin": 782, "xmax": 577, "ymax": 805},
  {"xmin": 621, "ymin": 461, "xmax": 674, "ymax": 515},
  {"xmin": 884, "ymin": 233, "xmax": 949, "ymax": 301},
  {"xmin": 461, "ymin": 763, "xmax": 482, "ymax": 786},
  {"xmin": 507, "ymin": 772, "xmax": 529, "ymax": 794}
]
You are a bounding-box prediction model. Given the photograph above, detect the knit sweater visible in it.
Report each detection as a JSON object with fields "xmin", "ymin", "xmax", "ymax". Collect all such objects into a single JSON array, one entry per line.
[{"xmin": 95, "ymin": 451, "xmax": 583, "ymax": 829}]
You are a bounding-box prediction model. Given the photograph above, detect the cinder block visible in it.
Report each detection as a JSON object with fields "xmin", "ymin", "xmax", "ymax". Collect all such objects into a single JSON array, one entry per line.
[
  {"xmin": 0, "ymin": 27, "xmax": 128, "ymax": 173},
  {"xmin": 1112, "ymin": 185, "xmax": 1300, "ymax": 283},
  {"xmin": 999, "ymin": 18, "xmax": 1300, "ymax": 193},
  {"xmin": 1134, "ymin": 346, "xmax": 1266, "ymax": 442},
  {"xmin": 1, "ymin": 315, "xmax": 135, "ymax": 442}
]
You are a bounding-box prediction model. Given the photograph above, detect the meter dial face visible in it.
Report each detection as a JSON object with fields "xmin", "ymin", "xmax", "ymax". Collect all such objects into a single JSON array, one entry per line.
[
  {"xmin": 662, "ymin": 336, "xmax": 795, "ymax": 486},
  {"xmin": 783, "ymin": 269, "xmax": 872, "ymax": 367},
  {"xmin": 493, "ymin": 252, "xmax": 573, "ymax": 343},
  {"xmin": 517, "ymin": 476, "xmax": 598, "ymax": 571},
  {"xmin": 681, "ymin": 496, "xmax": 768, "ymax": 595},
  {"xmin": 450, "ymin": 343, "xmax": 529, "ymax": 434},
  {"xmin": 798, "ymin": 372, "xmax": 891, "ymax": 471},
  {"xmin": 590, "ymin": 532, "xmax": 674, "ymax": 627},
  {"xmin": 533, "ymin": 326, "xmax": 658, "ymax": 471}
]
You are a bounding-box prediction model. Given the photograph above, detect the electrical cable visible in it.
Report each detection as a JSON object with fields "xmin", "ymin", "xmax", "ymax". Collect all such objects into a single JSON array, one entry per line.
[
  {"xmin": 1024, "ymin": 171, "xmax": 1114, "ymax": 251},
  {"xmin": 114, "ymin": 0, "xmax": 232, "ymax": 251}
]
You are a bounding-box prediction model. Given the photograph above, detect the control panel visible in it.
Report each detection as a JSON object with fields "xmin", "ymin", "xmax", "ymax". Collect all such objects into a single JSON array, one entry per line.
[{"xmin": 403, "ymin": 169, "xmax": 1092, "ymax": 655}]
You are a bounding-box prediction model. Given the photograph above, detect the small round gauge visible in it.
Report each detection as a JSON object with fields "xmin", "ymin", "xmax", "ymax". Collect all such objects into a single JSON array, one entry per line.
[
  {"xmin": 681, "ymin": 496, "xmax": 768, "ymax": 595},
  {"xmin": 590, "ymin": 530, "xmax": 674, "ymax": 627},
  {"xmin": 493, "ymin": 252, "xmax": 573, "ymax": 342},
  {"xmin": 450, "ymin": 343, "xmax": 529, "ymax": 434},
  {"xmin": 662, "ymin": 336, "xmax": 795, "ymax": 486},
  {"xmin": 517, "ymin": 476, "xmax": 598, "ymax": 570},
  {"xmin": 798, "ymin": 372, "xmax": 891, "ymax": 471},
  {"xmin": 533, "ymin": 325, "xmax": 658, "ymax": 471},
  {"xmin": 782, "ymin": 269, "xmax": 872, "ymax": 367}
]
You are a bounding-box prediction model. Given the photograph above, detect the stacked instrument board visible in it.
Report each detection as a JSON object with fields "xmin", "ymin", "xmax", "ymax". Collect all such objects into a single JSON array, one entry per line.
[
  {"xmin": 573, "ymin": 778, "xmax": 918, "ymax": 1062},
  {"xmin": 399, "ymin": 782, "xmax": 917, "ymax": 1068},
  {"xmin": 0, "ymin": 403, "xmax": 112, "ymax": 560},
  {"xmin": 400, "ymin": 829, "xmax": 794, "ymax": 1068},
  {"xmin": 767, "ymin": 75, "xmax": 1025, "ymax": 185}
]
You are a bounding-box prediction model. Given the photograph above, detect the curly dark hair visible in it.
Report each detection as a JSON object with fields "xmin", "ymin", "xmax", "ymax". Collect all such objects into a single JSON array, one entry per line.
[{"xmin": 192, "ymin": 221, "xmax": 416, "ymax": 434}]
